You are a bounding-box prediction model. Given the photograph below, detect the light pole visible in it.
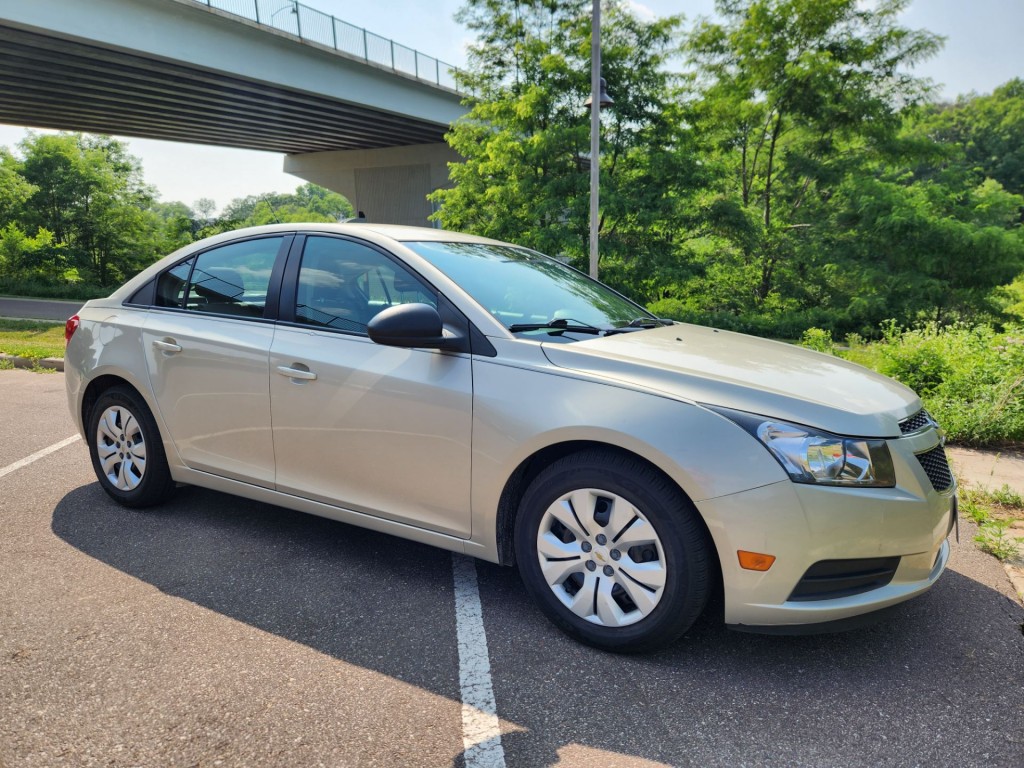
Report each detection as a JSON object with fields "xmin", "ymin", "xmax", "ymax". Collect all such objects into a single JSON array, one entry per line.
[
  {"xmin": 269, "ymin": 1, "xmax": 298, "ymax": 28},
  {"xmin": 586, "ymin": 1, "xmax": 612, "ymax": 280}
]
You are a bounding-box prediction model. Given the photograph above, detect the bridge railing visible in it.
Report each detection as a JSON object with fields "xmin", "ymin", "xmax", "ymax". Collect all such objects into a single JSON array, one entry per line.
[{"xmin": 192, "ymin": 0, "xmax": 463, "ymax": 92}]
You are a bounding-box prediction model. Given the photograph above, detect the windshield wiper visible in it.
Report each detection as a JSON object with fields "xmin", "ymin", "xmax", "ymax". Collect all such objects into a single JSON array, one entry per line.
[
  {"xmin": 508, "ymin": 318, "xmax": 603, "ymax": 335},
  {"xmin": 603, "ymin": 317, "xmax": 675, "ymax": 336},
  {"xmin": 509, "ymin": 316, "xmax": 673, "ymax": 337}
]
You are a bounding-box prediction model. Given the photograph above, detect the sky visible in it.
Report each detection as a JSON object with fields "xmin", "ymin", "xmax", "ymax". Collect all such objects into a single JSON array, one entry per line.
[{"xmin": 0, "ymin": 0, "xmax": 1021, "ymax": 212}]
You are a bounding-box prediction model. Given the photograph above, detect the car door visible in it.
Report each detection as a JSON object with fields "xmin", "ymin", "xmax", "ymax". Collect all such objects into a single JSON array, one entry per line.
[
  {"xmin": 141, "ymin": 235, "xmax": 288, "ymax": 488},
  {"xmin": 268, "ymin": 234, "xmax": 473, "ymax": 537}
]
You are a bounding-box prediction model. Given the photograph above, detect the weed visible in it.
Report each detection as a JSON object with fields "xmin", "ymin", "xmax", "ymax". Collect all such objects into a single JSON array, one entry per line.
[
  {"xmin": 959, "ymin": 487, "xmax": 991, "ymax": 524},
  {"xmin": 974, "ymin": 519, "xmax": 1022, "ymax": 561},
  {"xmin": 989, "ymin": 484, "xmax": 1024, "ymax": 509},
  {"xmin": 843, "ymin": 332, "xmax": 865, "ymax": 349}
]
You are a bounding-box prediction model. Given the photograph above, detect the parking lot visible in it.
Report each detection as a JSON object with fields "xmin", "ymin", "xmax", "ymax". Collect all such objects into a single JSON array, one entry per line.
[{"xmin": 2, "ymin": 368, "xmax": 1023, "ymax": 767}]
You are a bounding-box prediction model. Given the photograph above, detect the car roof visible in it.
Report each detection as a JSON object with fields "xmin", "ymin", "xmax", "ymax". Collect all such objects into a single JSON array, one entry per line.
[
  {"xmin": 103, "ymin": 223, "xmax": 514, "ymax": 303},
  {"xmin": 207, "ymin": 222, "xmax": 508, "ymax": 246}
]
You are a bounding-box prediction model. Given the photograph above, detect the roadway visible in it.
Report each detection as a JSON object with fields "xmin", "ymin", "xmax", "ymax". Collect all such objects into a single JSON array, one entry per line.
[
  {"xmin": 1, "ymin": 368, "xmax": 1022, "ymax": 767},
  {"xmin": 0, "ymin": 296, "xmax": 83, "ymax": 322}
]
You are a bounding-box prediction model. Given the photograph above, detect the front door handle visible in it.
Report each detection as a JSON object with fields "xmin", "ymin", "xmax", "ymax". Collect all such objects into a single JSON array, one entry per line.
[
  {"xmin": 276, "ymin": 365, "xmax": 318, "ymax": 381},
  {"xmin": 153, "ymin": 339, "xmax": 182, "ymax": 353}
]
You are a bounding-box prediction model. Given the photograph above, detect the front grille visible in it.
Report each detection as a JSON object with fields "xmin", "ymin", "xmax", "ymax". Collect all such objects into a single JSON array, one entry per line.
[
  {"xmin": 788, "ymin": 557, "xmax": 901, "ymax": 602},
  {"xmin": 916, "ymin": 445, "xmax": 954, "ymax": 492},
  {"xmin": 899, "ymin": 409, "xmax": 933, "ymax": 434}
]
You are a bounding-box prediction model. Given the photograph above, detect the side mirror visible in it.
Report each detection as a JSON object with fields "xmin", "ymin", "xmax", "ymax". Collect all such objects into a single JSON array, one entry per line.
[{"xmin": 368, "ymin": 303, "xmax": 460, "ymax": 350}]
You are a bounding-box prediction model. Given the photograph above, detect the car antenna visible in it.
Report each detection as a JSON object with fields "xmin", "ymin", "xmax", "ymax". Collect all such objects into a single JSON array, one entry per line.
[{"xmin": 260, "ymin": 194, "xmax": 282, "ymax": 224}]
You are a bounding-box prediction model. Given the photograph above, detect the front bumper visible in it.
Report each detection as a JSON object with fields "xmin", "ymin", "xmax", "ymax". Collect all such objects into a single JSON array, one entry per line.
[{"xmin": 696, "ymin": 452, "xmax": 956, "ymax": 629}]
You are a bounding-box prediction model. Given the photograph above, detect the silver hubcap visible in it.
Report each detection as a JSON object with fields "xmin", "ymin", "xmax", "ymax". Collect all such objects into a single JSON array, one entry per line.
[
  {"xmin": 536, "ymin": 488, "xmax": 666, "ymax": 627},
  {"xmin": 95, "ymin": 406, "xmax": 147, "ymax": 491}
]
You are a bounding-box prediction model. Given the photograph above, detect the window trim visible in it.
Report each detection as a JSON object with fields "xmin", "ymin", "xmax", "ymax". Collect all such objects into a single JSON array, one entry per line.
[
  {"xmin": 278, "ymin": 233, "xmax": 479, "ymax": 355},
  {"xmin": 125, "ymin": 234, "xmax": 293, "ymax": 322},
  {"xmin": 279, "ymin": 233, "xmax": 437, "ymax": 335}
]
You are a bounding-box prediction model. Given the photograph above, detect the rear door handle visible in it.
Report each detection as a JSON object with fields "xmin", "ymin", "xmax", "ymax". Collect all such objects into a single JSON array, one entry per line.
[
  {"xmin": 276, "ymin": 365, "xmax": 318, "ymax": 381},
  {"xmin": 152, "ymin": 339, "xmax": 182, "ymax": 353}
]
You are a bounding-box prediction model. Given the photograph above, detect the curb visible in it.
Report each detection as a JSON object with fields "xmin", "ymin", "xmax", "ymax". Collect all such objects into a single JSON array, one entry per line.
[
  {"xmin": 0, "ymin": 353, "xmax": 64, "ymax": 372},
  {"xmin": 1006, "ymin": 564, "xmax": 1024, "ymax": 603}
]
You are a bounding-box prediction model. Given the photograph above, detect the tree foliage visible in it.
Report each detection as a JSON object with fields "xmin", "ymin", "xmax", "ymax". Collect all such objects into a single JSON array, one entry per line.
[
  {"xmin": 2, "ymin": 4, "xmax": 1023, "ymax": 335},
  {"xmin": 437, "ymin": 0, "xmax": 1024, "ymax": 335},
  {"xmin": 905, "ymin": 78, "xmax": 1024, "ymax": 199},
  {"xmin": 682, "ymin": 0, "xmax": 946, "ymax": 313},
  {"xmin": 0, "ymin": 134, "xmax": 353, "ymax": 296},
  {"xmin": 432, "ymin": 0, "xmax": 704, "ymax": 297},
  {"xmin": 220, "ymin": 183, "xmax": 352, "ymax": 227}
]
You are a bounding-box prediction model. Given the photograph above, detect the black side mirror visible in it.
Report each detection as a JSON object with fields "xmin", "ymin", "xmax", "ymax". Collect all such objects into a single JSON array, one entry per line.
[{"xmin": 368, "ymin": 303, "xmax": 461, "ymax": 350}]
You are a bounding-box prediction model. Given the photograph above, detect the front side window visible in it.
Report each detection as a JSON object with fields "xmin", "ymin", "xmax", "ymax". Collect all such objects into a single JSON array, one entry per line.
[{"xmin": 294, "ymin": 236, "xmax": 436, "ymax": 334}]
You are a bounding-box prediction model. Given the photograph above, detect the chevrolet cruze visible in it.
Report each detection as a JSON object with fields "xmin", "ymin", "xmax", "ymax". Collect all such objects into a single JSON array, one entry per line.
[{"xmin": 65, "ymin": 224, "xmax": 956, "ymax": 651}]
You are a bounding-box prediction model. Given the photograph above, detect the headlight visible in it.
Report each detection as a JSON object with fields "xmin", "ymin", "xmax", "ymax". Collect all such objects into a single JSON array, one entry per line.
[{"xmin": 708, "ymin": 407, "xmax": 896, "ymax": 488}]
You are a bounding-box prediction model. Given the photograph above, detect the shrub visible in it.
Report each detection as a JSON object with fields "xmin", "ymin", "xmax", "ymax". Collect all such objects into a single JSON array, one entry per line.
[
  {"xmin": 0, "ymin": 278, "xmax": 109, "ymax": 301},
  {"xmin": 843, "ymin": 323, "xmax": 1024, "ymax": 445},
  {"xmin": 799, "ymin": 327, "xmax": 835, "ymax": 354}
]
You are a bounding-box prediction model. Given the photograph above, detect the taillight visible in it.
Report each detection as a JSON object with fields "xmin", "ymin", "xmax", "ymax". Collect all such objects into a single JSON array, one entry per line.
[{"xmin": 65, "ymin": 315, "xmax": 80, "ymax": 347}]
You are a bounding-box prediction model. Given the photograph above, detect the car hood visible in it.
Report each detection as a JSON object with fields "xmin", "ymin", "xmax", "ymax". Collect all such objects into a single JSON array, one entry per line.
[{"xmin": 541, "ymin": 324, "xmax": 920, "ymax": 438}]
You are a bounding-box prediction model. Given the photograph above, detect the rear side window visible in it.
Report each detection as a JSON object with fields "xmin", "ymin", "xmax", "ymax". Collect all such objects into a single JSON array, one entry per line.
[
  {"xmin": 155, "ymin": 259, "xmax": 193, "ymax": 309},
  {"xmin": 154, "ymin": 237, "xmax": 283, "ymax": 317}
]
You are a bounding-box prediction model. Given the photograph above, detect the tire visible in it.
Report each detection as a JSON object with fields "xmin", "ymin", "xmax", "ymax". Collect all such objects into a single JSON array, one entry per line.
[
  {"xmin": 514, "ymin": 449, "xmax": 711, "ymax": 652},
  {"xmin": 87, "ymin": 386, "xmax": 176, "ymax": 508}
]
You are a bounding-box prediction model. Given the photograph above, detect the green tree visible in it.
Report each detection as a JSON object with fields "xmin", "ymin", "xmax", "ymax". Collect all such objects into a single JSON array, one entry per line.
[
  {"xmin": 0, "ymin": 147, "xmax": 36, "ymax": 224},
  {"xmin": 432, "ymin": 0, "xmax": 703, "ymax": 299},
  {"xmin": 17, "ymin": 133, "xmax": 158, "ymax": 285},
  {"xmin": 684, "ymin": 0, "xmax": 943, "ymax": 311},
  {"xmin": 149, "ymin": 200, "xmax": 198, "ymax": 252},
  {"xmin": 0, "ymin": 223, "xmax": 61, "ymax": 282},
  {"xmin": 221, "ymin": 183, "xmax": 353, "ymax": 227},
  {"xmin": 192, "ymin": 197, "xmax": 217, "ymax": 222},
  {"xmin": 814, "ymin": 174, "xmax": 1024, "ymax": 326},
  {"xmin": 906, "ymin": 79, "xmax": 1024, "ymax": 199}
]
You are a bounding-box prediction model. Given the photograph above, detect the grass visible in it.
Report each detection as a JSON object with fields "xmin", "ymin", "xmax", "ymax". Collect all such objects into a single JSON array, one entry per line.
[{"xmin": 0, "ymin": 319, "xmax": 66, "ymax": 360}]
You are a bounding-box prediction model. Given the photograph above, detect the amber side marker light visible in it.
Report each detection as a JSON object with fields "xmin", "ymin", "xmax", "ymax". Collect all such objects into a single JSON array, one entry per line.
[{"xmin": 738, "ymin": 551, "xmax": 776, "ymax": 571}]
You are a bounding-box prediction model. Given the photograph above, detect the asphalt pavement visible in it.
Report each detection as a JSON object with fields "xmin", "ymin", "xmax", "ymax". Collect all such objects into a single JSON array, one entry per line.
[
  {"xmin": 0, "ymin": 296, "xmax": 83, "ymax": 322},
  {"xmin": 2, "ymin": 368, "xmax": 1022, "ymax": 767}
]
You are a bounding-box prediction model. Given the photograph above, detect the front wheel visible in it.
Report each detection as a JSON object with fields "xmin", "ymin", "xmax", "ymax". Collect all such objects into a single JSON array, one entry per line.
[
  {"xmin": 515, "ymin": 450, "xmax": 711, "ymax": 652},
  {"xmin": 87, "ymin": 386, "xmax": 176, "ymax": 508}
]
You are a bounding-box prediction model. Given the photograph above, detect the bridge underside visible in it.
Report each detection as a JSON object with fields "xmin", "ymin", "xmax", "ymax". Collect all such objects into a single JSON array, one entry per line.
[
  {"xmin": 0, "ymin": 0, "xmax": 468, "ymax": 224},
  {"xmin": 0, "ymin": 24, "xmax": 448, "ymax": 154}
]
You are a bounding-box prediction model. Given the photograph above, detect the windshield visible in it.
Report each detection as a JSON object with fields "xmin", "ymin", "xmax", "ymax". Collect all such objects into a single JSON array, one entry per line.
[{"xmin": 405, "ymin": 241, "xmax": 654, "ymax": 335}]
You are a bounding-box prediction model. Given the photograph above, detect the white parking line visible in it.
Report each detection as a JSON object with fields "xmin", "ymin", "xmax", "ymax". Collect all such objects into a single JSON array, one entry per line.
[
  {"xmin": 0, "ymin": 435, "xmax": 81, "ymax": 480},
  {"xmin": 451, "ymin": 553, "xmax": 506, "ymax": 768}
]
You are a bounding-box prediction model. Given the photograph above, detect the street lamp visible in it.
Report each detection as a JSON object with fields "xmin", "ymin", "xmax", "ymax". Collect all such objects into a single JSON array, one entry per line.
[
  {"xmin": 587, "ymin": 1, "xmax": 612, "ymax": 279},
  {"xmin": 269, "ymin": 1, "xmax": 298, "ymax": 28}
]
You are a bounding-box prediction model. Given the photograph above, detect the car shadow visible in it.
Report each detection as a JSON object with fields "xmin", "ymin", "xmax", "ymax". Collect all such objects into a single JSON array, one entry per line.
[
  {"xmin": 472, "ymin": 544, "xmax": 1024, "ymax": 766},
  {"xmin": 52, "ymin": 484, "xmax": 1024, "ymax": 767},
  {"xmin": 52, "ymin": 483, "xmax": 463, "ymax": 697}
]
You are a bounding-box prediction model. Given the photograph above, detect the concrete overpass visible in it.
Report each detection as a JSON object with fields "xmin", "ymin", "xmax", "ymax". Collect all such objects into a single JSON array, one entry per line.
[{"xmin": 0, "ymin": 0, "xmax": 468, "ymax": 225}]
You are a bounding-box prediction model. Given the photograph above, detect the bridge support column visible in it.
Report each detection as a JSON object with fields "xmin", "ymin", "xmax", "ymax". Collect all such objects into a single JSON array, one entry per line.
[{"xmin": 284, "ymin": 143, "xmax": 459, "ymax": 227}]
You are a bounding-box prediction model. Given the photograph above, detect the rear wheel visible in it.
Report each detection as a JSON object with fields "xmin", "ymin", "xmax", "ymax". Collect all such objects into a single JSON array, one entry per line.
[
  {"xmin": 87, "ymin": 386, "xmax": 176, "ymax": 508},
  {"xmin": 515, "ymin": 450, "xmax": 711, "ymax": 652}
]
